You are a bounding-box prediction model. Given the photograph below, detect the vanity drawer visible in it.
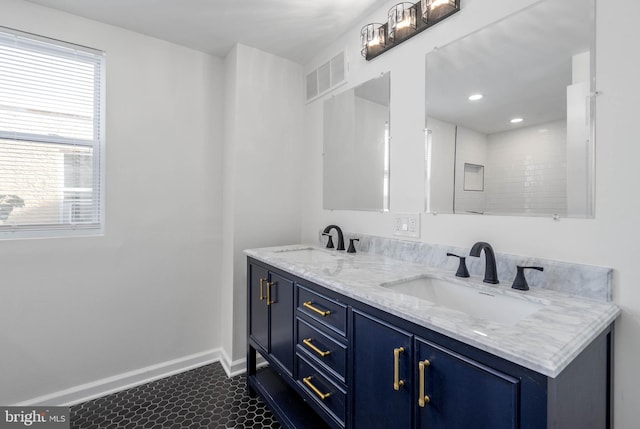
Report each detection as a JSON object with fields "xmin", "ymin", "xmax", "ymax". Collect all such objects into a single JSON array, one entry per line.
[
  {"xmin": 297, "ymin": 317, "xmax": 347, "ymax": 382},
  {"xmin": 297, "ymin": 355, "xmax": 347, "ymax": 427},
  {"xmin": 297, "ymin": 285, "xmax": 347, "ymax": 336}
]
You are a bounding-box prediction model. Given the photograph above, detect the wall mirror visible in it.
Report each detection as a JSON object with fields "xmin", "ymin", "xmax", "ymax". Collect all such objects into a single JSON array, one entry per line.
[
  {"xmin": 425, "ymin": 0, "xmax": 595, "ymax": 217},
  {"xmin": 323, "ymin": 72, "xmax": 390, "ymax": 211}
]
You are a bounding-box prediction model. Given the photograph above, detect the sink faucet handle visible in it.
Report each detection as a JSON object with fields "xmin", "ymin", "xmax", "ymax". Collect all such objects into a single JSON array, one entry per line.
[
  {"xmin": 322, "ymin": 233, "xmax": 335, "ymax": 249},
  {"xmin": 512, "ymin": 266, "xmax": 544, "ymax": 291},
  {"xmin": 347, "ymin": 238, "xmax": 360, "ymax": 254},
  {"xmin": 446, "ymin": 253, "xmax": 470, "ymax": 278}
]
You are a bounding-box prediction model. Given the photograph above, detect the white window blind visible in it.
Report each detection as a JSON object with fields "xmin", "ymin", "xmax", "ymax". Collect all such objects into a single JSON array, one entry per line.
[{"xmin": 0, "ymin": 27, "xmax": 104, "ymax": 237}]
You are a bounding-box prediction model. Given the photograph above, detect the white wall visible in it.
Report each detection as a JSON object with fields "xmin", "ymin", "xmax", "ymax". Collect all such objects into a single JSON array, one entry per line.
[
  {"xmin": 221, "ymin": 44, "xmax": 304, "ymax": 364},
  {"xmin": 302, "ymin": 0, "xmax": 640, "ymax": 427},
  {"xmin": 0, "ymin": 0, "xmax": 224, "ymax": 405},
  {"xmin": 485, "ymin": 120, "xmax": 567, "ymax": 215}
]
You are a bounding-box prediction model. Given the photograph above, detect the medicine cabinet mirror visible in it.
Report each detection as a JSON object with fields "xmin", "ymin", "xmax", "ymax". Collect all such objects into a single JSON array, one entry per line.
[
  {"xmin": 323, "ymin": 72, "xmax": 390, "ymax": 211},
  {"xmin": 425, "ymin": 0, "xmax": 595, "ymax": 217}
]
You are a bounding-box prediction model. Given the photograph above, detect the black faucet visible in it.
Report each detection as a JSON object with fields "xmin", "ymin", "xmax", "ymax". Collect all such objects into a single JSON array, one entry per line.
[
  {"xmin": 469, "ymin": 242, "xmax": 499, "ymax": 284},
  {"xmin": 322, "ymin": 225, "xmax": 345, "ymax": 251}
]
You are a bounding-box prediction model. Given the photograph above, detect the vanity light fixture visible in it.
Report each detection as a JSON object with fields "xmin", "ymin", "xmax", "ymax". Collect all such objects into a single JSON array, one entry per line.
[
  {"xmin": 360, "ymin": 23, "xmax": 386, "ymax": 58},
  {"xmin": 510, "ymin": 117, "xmax": 524, "ymax": 124},
  {"xmin": 361, "ymin": 0, "xmax": 459, "ymax": 61},
  {"xmin": 468, "ymin": 94, "xmax": 483, "ymax": 101},
  {"xmin": 388, "ymin": 3, "xmax": 417, "ymax": 42},
  {"xmin": 421, "ymin": 0, "xmax": 459, "ymax": 22}
]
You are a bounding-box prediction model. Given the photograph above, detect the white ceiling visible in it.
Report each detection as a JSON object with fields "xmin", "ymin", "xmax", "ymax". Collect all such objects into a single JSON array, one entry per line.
[
  {"xmin": 23, "ymin": 0, "xmax": 390, "ymax": 64},
  {"xmin": 427, "ymin": 0, "xmax": 594, "ymax": 135}
]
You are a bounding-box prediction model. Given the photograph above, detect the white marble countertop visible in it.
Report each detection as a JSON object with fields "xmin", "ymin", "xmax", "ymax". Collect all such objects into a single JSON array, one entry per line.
[{"xmin": 245, "ymin": 244, "xmax": 621, "ymax": 378}]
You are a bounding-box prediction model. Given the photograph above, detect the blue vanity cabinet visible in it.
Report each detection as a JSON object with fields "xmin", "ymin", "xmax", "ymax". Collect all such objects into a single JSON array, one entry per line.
[
  {"xmin": 248, "ymin": 263, "xmax": 269, "ymax": 352},
  {"xmin": 248, "ymin": 259, "xmax": 334, "ymax": 429},
  {"xmin": 351, "ymin": 311, "xmax": 519, "ymax": 429},
  {"xmin": 246, "ymin": 257, "xmax": 613, "ymax": 429},
  {"xmin": 414, "ymin": 337, "xmax": 519, "ymax": 429},
  {"xmin": 295, "ymin": 285, "xmax": 350, "ymax": 428},
  {"xmin": 270, "ymin": 271, "xmax": 295, "ymax": 373},
  {"xmin": 352, "ymin": 310, "xmax": 413, "ymax": 429},
  {"xmin": 248, "ymin": 261, "xmax": 294, "ymax": 376}
]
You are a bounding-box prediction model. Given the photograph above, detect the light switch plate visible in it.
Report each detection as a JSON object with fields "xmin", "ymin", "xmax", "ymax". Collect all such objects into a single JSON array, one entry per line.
[{"xmin": 393, "ymin": 213, "xmax": 420, "ymax": 237}]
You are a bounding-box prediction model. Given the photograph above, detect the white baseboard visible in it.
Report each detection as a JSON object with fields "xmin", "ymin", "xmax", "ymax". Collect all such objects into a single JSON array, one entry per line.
[
  {"xmin": 12, "ymin": 347, "xmax": 265, "ymax": 407},
  {"xmin": 14, "ymin": 349, "xmax": 223, "ymax": 406},
  {"xmin": 219, "ymin": 348, "xmax": 245, "ymax": 377},
  {"xmin": 219, "ymin": 348, "xmax": 267, "ymax": 378}
]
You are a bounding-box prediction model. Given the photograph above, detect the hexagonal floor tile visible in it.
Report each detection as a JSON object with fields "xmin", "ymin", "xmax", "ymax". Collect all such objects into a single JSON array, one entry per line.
[{"xmin": 70, "ymin": 363, "xmax": 281, "ymax": 429}]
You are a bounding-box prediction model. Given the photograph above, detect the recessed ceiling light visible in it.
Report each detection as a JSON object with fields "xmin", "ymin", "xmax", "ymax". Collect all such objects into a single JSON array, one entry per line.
[
  {"xmin": 468, "ymin": 94, "xmax": 483, "ymax": 101},
  {"xmin": 510, "ymin": 117, "xmax": 524, "ymax": 123}
]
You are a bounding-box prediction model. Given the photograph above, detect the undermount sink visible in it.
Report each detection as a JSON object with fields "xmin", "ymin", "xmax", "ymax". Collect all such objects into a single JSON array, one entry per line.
[
  {"xmin": 380, "ymin": 275, "xmax": 546, "ymax": 325},
  {"xmin": 273, "ymin": 247, "xmax": 342, "ymax": 264}
]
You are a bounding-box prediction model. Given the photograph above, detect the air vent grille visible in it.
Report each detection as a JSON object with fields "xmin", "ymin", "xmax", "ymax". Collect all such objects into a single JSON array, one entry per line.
[
  {"xmin": 306, "ymin": 70, "xmax": 318, "ymax": 100},
  {"xmin": 305, "ymin": 50, "xmax": 347, "ymax": 102}
]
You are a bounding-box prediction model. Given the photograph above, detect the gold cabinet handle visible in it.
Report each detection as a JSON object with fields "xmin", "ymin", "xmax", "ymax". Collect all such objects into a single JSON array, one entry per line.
[
  {"xmin": 393, "ymin": 347, "xmax": 405, "ymax": 390},
  {"xmin": 418, "ymin": 359, "xmax": 431, "ymax": 407},
  {"xmin": 259, "ymin": 278, "xmax": 267, "ymax": 301},
  {"xmin": 303, "ymin": 301, "xmax": 331, "ymax": 316},
  {"xmin": 267, "ymin": 282, "xmax": 275, "ymax": 305},
  {"xmin": 303, "ymin": 338, "xmax": 331, "ymax": 357},
  {"xmin": 303, "ymin": 376, "xmax": 332, "ymax": 401}
]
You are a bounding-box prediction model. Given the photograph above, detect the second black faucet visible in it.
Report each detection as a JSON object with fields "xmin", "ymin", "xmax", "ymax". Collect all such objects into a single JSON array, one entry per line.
[
  {"xmin": 322, "ymin": 224, "xmax": 345, "ymax": 251},
  {"xmin": 469, "ymin": 241, "xmax": 499, "ymax": 284}
]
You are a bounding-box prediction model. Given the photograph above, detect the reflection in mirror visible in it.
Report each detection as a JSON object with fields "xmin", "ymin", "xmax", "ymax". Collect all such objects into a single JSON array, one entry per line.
[
  {"xmin": 323, "ymin": 72, "xmax": 390, "ymax": 211},
  {"xmin": 463, "ymin": 164, "xmax": 484, "ymax": 192},
  {"xmin": 425, "ymin": 0, "xmax": 595, "ymax": 217}
]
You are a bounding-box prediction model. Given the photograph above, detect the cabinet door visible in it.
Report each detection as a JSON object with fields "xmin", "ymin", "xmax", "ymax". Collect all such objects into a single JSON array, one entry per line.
[
  {"xmin": 415, "ymin": 337, "xmax": 519, "ymax": 429},
  {"xmin": 269, "ymin": 272, "xmax": 294, "ymax": 375},
  {"xmin": 352, "ymin": 310, "xmax": 413, "ymax": 429},
  {"xmin": 248, "ymin": 263, "xmax": 269, "ymax": 352}
]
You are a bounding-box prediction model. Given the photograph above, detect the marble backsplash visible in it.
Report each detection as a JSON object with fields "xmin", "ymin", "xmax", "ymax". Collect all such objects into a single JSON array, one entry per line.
[{"xmin": 319, "ymin": 232, "xmax": 613, "ymax": 302}]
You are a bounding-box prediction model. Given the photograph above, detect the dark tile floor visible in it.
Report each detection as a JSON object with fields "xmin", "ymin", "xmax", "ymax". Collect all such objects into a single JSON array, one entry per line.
[{"xmin": 70, "ymin": 362, "xmax": 281, "ymax": 429}]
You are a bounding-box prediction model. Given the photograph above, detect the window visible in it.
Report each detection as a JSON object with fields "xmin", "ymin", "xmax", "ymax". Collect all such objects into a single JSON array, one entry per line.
[{"xmin": 0, "ymin": 27, "xmax": 104, "ymax": 238}]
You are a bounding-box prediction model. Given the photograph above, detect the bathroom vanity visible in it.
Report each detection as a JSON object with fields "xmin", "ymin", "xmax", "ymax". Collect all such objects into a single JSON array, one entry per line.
[{"xmin": 245, "ymin": 244, "xmax": 619, "ymax": 429}]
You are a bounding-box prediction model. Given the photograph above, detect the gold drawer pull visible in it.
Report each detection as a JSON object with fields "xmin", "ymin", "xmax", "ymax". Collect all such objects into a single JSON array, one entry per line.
[
  {"xmin": 303, "ymin": 376, "xmax": 332, "ymax": 401},
  {"xmin": 393, "ymin": 347, "xmax": 405, "ymax": 390},
  {"xmin": 259, "ymin": 278, "xmax": 267, "ymax": 301},
  {"xmin": 267, "ymin": 282, "xmax": 275, "ymax": 305},
  {"xmin": 303, "ymin": 338, "xmax": 331, "ymax": 357},
  {"xmin": 303, "ymin": 301, "xmax": 331, "ymax": 317},
  {"xmin": 418, "ymin": 359, "xmax": 431, "ymax": 407}
]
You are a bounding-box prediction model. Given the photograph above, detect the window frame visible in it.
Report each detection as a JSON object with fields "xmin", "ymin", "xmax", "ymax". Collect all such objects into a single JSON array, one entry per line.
[{"xmin": 0, "ymin": 27, "xmax": 105, "ymax": 240}]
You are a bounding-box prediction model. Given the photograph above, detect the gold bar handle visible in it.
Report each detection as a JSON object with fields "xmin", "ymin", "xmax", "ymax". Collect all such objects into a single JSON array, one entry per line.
[
  {"xmin": 259, "ymin": 278, "xmax": 267, "ymax": 301},
  {"xmin": 303, "ymin": 301, "xmax": 331, "ymax": 317},
  {"xmin": 267, "ymin": 282, "xmax": 275, "ymax": 305},
  {"xmin": 418, "ymin": 359, "xmax": 431, "ymax": 407},
  {"xmin": 303, "ymin": 376, "xmax": 332, "ymax": 401},
  {"xmin": 394, "ymin": 347, "xmax": 405, "ymax": 390},
  {"xmin": 303, "ymin": 338, "xmax": 331, "ymax": 357}
]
